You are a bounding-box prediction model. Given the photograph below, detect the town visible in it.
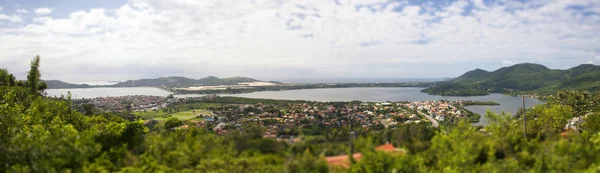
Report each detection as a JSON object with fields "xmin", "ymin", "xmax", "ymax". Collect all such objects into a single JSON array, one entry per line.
[{"xmin": 70, "ymin": 95, "xmax": 485, "ymax": 139}]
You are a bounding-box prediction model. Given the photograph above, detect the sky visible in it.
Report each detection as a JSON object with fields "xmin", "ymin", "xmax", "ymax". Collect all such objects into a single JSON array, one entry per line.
[{"xmin": 0, "ymin": 0, "xmax": 599, "ymax": 82}]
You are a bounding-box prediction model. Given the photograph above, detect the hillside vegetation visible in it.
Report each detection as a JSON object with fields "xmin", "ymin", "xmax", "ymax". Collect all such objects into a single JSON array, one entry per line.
[{"xmin": 423, "ymin": 63, "xmax": 600, "ymax": 96}]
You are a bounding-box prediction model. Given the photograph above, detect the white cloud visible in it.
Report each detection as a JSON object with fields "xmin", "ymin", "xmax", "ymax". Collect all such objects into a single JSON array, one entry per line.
[
  {"xmin": 501, "ymin": 60, "xmax": 515, "ymax": 66},
  {"xmin": 16, "ymin": 9, "xmax": 28, "ymax": 14},
  {"xmin": 587, "ymin": 61, "xmax": 593, "ymax": 64},
  {"xmin": 0, "ymin": 14, "xmax": 22, "ymax": 22},
  {"xmin": 1, "ymin": 0, "xmax": 600, "ymax": 81},
  {"xmin": 34, "ymin": 8, "xmax": 52, "ymax": 15},
  {"xmin": 596, "ymin": 55, "xmax": 600, "ymax": 60}
]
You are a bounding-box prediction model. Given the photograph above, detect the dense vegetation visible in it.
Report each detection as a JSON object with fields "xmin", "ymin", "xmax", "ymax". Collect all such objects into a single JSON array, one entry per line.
[
  {"xmin": 423, "ymin": 63, "xmax": 600, "ymax": 96},
  {"xmin": 3, "ymin": 57, "xmax": 600, "ymax": 172},
  {"xmin": 421, "ymin": 83, "xmax": 488, "ymax": 96}
]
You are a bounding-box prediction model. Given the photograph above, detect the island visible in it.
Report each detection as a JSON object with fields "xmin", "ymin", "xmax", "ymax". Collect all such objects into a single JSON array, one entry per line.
[{"xmin": 44, "ymin": 76, "xmax": 437, "ymax": 94}]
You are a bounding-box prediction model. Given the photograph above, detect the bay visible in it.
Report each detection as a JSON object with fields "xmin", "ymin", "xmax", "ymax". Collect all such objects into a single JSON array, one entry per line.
[
  {"xmin": 189, "ymin": 87, "xmax": 543, "ymax": 125},
  {"xmin": 45, "ymin": 87, "xmax": 170, "ymax": 99}
]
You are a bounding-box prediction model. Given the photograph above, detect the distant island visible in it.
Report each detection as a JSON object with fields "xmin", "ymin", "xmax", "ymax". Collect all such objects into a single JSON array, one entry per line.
[
  {"xmin": 422, "ymin": 63, "xmax": 600, "ymax": 96},
  {"xmin": 44, "ymin": 76, "xmax": 436, "ymax": 94},
  {"xmin": 45, "ymin": 76, "xmax": 268, "ymax": 89}
]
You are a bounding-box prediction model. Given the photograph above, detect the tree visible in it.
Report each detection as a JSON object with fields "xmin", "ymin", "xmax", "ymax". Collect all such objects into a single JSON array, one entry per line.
[
  {"xmin": 286, "ymin": 149, "xmax": 329, "ymax": 173},
  {"xmin": 164, "ymin": 118, "xmax": 183, "ymax": 129},
  {"xmin": 0, "ymin": 69, "xmax": 10, "ymax": 86},
  {"xmin": 0, "ymin": 69, "xmax": 16, "ymax": 87},
  {"xmin": 26, "ymin": 55, "xmax": 46, "ymax": 94},
  {"xmin": 83, "ymin": 104, "xmax": 96, "ymax": 116}
]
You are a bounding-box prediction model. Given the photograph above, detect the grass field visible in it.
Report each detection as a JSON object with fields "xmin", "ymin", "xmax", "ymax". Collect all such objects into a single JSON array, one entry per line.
[
  {"xmin": 133, "ymin": 111, "xmax": 167, "ymax": 119},
  {"xmin": 155, "ymin": 109, "xmax": 212, "ymax": 121},
  {"xmin": 133, "ymin": 97, "xmax": 295, "ymax": 121},
  {"xmin": 172, "ymin": 103, "xmax": 222, "ymax": 110},
  {"xmin": 134, "ymin": 109, "xmax": 212, "ymax": 121}
]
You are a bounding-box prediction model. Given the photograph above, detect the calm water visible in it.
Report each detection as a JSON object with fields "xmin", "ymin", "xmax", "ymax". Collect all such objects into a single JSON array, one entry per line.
[
  {"xmin": 213, "ymin": 87, "xmax": 542, "ymax": 125},
  {"xmin": 45, "ymin": 87, "xmax": 170, "ymax": 99},
  {"xmin": 47, "ymin": 87, "xmax": 542, "ymax": 125}
]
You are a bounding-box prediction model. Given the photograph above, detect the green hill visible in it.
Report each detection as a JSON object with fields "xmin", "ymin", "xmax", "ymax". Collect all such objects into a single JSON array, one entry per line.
[
  {"xmin": 45, "ymin": 76, "xmax": 266, "ymax": 89},
  {"xmin": 423, "ymin": 63, "xmax": 600, "ymax": 96},
  {"xmin": 114, "ymin": 76, "xmax": 200, "ymax": 88},
  {"xmin": 44, "ymin": 80, "xmax": 93, "ymax": 89},
  {"xmin": 113, "ymin": 76, "xmax": 262, "ymax": 88}
]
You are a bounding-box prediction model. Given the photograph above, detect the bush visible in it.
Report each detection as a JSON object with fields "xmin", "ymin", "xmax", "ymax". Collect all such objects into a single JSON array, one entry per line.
[{"xmin": 164, "ymin": 118, "xmax": 183, "ymax": 129}]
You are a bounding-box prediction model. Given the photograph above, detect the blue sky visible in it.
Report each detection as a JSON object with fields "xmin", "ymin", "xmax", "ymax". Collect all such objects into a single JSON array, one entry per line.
[{"xmin": 0, "ymin": 0, "xmax": 599, "ymax": 82}]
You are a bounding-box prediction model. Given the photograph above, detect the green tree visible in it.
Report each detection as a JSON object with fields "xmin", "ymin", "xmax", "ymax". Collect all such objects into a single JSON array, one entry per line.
[
  {"xmin": 83, "ymin": 103, "xmax": 96, "ymax": 116},
  {"xmin": 164, "ymin": 117, "xmax": 183, "ymax": 129},
  {"xmin": 26, "ymin": 55, "xmax": 46, "ymax": 93},
  {"xmin": 525, "ymin": 104, "xmax": 572, "ymax": 138},
  {"xmin": 0, "ymin": 69, "xmax": 12, "ymax": 86},
  {"xmin": 27, "ymin": 55, "xmax": 42, "ymax": 93}
]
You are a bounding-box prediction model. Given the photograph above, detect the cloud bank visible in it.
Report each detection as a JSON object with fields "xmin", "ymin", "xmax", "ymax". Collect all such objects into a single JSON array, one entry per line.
[{"xmin": 0, "ymin": 0, "xmax": 599, "ymax": 81}]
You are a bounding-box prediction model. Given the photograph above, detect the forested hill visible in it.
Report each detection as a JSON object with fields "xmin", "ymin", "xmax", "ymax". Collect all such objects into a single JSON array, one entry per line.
[
  {"xmin": 109, "ymin": 76, "xmax": 262, "ymax": 88},
  {"xmin": 423, "ymin": 63, "xmax": 600, "ymax": 96},
  {"xmin": 44, "ymin": 76, "xmax": 264, "ymax": 89},
  {"xmin": 44, "ymin": 80, "xmax": 93, "ymax": 89}
]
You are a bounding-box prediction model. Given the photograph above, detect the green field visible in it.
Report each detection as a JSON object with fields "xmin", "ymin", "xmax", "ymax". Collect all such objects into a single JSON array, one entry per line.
[
  {"xmin": 134, "ymin": 109, "xmax": 212, "ymax": 121},
  {"xmin": 172, "ymin": 102, "xmax": 222, "ymax": 110},
  {"xmin": 131, "ymin": 102, "xmax": 221, "ymax": 121},
  {"xmin": 133, "ymin": 111, "xmax": 167, "ymax": 119},
  {"xmin": 155, "ymin": 109, "xmax": 212, "ymax": 121}
]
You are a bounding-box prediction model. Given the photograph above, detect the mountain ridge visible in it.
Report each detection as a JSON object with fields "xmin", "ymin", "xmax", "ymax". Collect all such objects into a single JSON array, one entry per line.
[
  {"xmin": 45, "ymin": 76, "xmax": 266, "ymax": 89},
  {"xmin": 44, "ymin": 80, "xmax": 93, "ymax": 89},
  {"xmin": 423, "ymin": 63, "xmax": 600, "ymax": 96}
]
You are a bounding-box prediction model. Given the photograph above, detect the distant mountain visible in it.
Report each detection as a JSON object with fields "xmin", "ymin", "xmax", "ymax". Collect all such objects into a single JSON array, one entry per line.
[
  {"xmin": 114, "ymin": 76, "xmax": 200, "ymax": 88},
  {"xmin": 112, "ymin": 76, "xmax": 262, "ymax": 88},
  {"xmin": 44, "ymin": 80, "xmax": 93, "ymax": 89},
  {"xmin": 44, "ymin": 76, "xmax": 267, "ymax": 89},
  {"xmin": 423, "ymin": 63, "xmax": 600, "ymax": 96}
]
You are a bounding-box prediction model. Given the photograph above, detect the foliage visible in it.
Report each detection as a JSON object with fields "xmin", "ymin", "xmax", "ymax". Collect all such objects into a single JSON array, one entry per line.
[
  {"xmin": 421, "ymin": 83, "xmax": 488, "ymax": 96},
  {"xmin": 26, "ymin": 55, "xmax": 47, "ymax": 94},
  {"xmin": 0, "ymin": 68, "xmax": 16, "ymax": 86},
  {"xmin": 164, "ymin": 117, "xmax": 183, "ymax": 129}
]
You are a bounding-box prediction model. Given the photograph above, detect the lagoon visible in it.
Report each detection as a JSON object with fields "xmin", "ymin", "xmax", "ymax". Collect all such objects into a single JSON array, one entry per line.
[
  {"xmin": 46, "ymin": 87, "xmax": 542, "ymax": 125},
  {"xmin": 219, "ymin": 87, "xmax": 543, "ymax": 125}
]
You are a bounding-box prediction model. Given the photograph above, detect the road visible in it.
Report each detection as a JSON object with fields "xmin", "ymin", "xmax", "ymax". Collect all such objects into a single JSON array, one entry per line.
[{"xmin": 418, "ymin": 111, "xmax": 439, "ymax": 127}]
